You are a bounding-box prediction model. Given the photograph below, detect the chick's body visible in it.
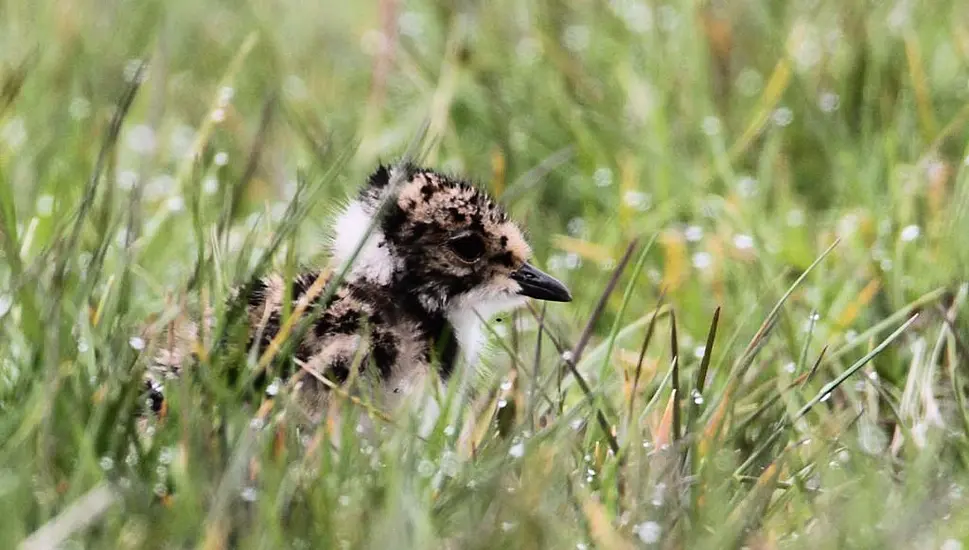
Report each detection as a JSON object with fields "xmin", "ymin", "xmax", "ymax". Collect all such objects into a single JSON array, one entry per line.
[{"xmin": 146, "ymin": 164, "xmax": 571, "ymax": 421}]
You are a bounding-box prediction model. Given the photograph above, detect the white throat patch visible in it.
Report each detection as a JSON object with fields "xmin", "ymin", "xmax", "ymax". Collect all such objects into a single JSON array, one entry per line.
[
  {"xmin": 332, "ymin": 200, "xmax": 400, "ymax": 285},
  {"xmin": 446, "ymin": 291, "xmax": 527, "ymax": 366}
]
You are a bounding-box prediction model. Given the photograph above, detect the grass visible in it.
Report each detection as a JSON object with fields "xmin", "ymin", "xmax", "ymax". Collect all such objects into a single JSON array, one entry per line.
[{"xmin": 2, "ymin": 0, "xmax": 969, "ymax": 548}]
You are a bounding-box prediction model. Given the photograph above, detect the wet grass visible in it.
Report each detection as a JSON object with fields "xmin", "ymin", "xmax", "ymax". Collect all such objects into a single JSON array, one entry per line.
[{"xmin": 2, "ymin": 0, "xmax": 969, "ymax": 548}]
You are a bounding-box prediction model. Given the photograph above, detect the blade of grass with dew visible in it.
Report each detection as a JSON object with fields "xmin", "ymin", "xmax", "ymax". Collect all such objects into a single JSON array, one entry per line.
[{"xmin": 699, "ymin": 238, "xmax": 840, "ymax": 450}]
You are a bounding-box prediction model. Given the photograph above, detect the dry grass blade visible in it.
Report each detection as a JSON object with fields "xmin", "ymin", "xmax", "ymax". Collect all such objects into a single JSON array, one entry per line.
[
  {"xmin": 937, "ymin": 303, "xmax": 969, "ymax": 360},
  {"xmin": 255, "ymin": 268, "xmax": 332, "ymax": 375},
  {"xmin": 19, "ymin": 484, "xmax": 118, "ymax": 550}
]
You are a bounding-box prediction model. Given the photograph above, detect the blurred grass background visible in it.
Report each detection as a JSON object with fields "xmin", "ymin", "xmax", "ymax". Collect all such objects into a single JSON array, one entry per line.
[{"xmin": 1, "ymin": 0, "xmax": 969, "ymax": 548}]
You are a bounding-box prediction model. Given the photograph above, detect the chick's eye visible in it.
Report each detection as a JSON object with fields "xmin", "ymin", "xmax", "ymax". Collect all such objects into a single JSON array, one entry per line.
[{"xmin": 448, "ymin": 234, "xmax": 485, "ymax": 263}]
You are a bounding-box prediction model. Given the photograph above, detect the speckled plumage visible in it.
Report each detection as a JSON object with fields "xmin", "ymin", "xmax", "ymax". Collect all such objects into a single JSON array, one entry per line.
[{"xmin": 144, "ymin": 163, "xmax": 571, "ymax": 423}]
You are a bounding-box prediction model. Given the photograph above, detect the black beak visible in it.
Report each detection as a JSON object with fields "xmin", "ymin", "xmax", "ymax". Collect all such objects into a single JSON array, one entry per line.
[{"xmin": 511, "ymin": 262, "xmax": 572, "ymax": 302}]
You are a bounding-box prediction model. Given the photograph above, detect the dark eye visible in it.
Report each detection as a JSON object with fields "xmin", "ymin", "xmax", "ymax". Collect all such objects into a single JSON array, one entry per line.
[{"xmin": 448, "ymin": 234, "xmax": 485, "ymax": 263}]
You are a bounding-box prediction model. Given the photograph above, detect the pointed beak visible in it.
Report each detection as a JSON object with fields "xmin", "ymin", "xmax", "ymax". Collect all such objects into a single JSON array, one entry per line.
[{"xmin": 511, "ymin": 262, "xmax": 572, "ymax": 302}]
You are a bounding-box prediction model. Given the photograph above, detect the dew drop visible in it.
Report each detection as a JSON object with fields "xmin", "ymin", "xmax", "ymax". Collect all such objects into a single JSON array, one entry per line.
[
  {"xmin": 417, "ymin": 459, "xmax": 435, "ymax": 477},
  {"xmin": 819, "ymin": 91, "xmax": 840, "ymax": 112},
  {"xmin": 593, "ymin": 167, "xmax": 613, "ymax": 188},
  {"xmin": 733, "ymin": 234, "xmax": 754, "ymax": 250},
  {"xmin": 69, "ymin": 97, "xmax": 92, "ymax": 120},
  {"xmin": 771, "ymin": 107, "xmax": 794, "ymax": 127},
  {"xmin": 685, "ymin": 225, "xmax": 703, "ymax": 242},
  {"xmin": 691, "ymin": 390, "xmax": 704, "ymax": 405},
  {"xmin": 158, "ymin": 447, "xmax": 173, "ymax": 465},
  {"xmin": 126, "ymin": 125, "xmax": 157, "ymax": 155},
  {"xmin": 202, "ymin": 177, "xmax": 219, "ymax": 195},
  {"xmin": 701, "ymin": 116, "xmax": 721, "ymax": 136},
  {"xmin": 634, "ymin": 521, "xmax": 662, "ymax": 544},
  {"xmin": 690, "ymin": 252, "xmax": 713, "ymax": 271},
  {"xmin": 900, "ymin": 224, "xmax": 920, "ymax": 242},
  {"xmin": 240, "ymin": 486, "xmax": 257, "ymax": 502},
  {"xmin": 36, "ymin": 195, "xmax": 54, "ymax": 217},
  {"xmin": 217, "ymin": 86, "xmax": 235, "ymax": 106},
  {"xmin": 166, "ymin": 196, "xmax": 185, "ymax": 213},
  {"xmin": 622, "ymin": 190, "xmax": 652, "ymax": 211}
]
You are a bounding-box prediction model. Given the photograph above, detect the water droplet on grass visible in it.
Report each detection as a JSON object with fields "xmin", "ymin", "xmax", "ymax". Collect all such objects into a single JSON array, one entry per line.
[
  {"xmin": 593, "ymin": 167, "xmax": 613, "ymax": 187},
  {"xmin": 691, "ymin": 390, "xmax": 704, "ymax": 405},
  {"xmin": 819, "ymin": 91, "xmax": 840, "ymax": 112},
  {"xmin": 701, "ymin": 116, "xmax": 721, "ymax": 136},
  {"xmin": 217, "ymin": 86, "xmax": 235, "ymax": 106},
  {"xmin": 900, "ymin": 224, "xmax": 920, "ymax": 242},
  {"xmin": 634, "ymin": 521, "xmax": 662, "ymax": 544},
  {"xmin": 772, "ymin": 107, "xmax": 794, "ymax": 127},
  {"xmin": 685, "ymin": 225, "xmax": 703, "ymax": 242},
  {"xmin": 166, "ymin": 196, "xmax": 184, "ymax": 213},
  {"xmin": 417, "ymin": 459, "xmax": 435, "ymax": 477},
  {"xmin": 36, "ymin": 195, "xmax": 54, "ymax": 217},
  {"xmin": 691, "ymin": 252, "xmax": 712, "ymax": 270},
  {"xmin": 622, "ymin": 190, "xmax": 651, "ymax": 211},
  {"xmin": 733, "ymin": 234, "xmax": 754, "ymax": 250},
  {"xmin": 69, "ymin": 97, "xmax": 91, "ymax": 120}
]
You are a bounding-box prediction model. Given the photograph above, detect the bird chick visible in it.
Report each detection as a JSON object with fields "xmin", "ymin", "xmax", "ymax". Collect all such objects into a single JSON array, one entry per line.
[{"xmin": 146, "ymin": 163, "xmax": 571, "ymax": 423}]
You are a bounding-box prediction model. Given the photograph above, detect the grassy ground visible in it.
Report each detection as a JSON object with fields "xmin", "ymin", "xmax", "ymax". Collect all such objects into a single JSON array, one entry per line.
[{"xmin": 2, "ymin": 0, "xmax": 969, "ymax": 548}]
